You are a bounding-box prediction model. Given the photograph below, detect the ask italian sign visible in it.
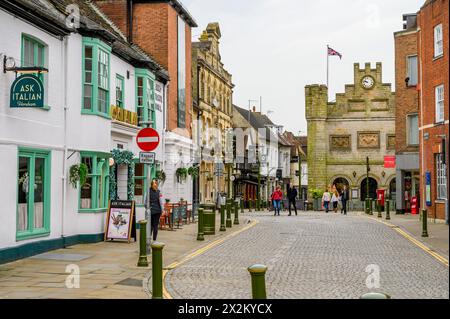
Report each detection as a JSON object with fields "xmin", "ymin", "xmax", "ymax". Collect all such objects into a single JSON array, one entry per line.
[{"xmin": 10, "ymin": 74, "xmax": 44, "ymax": 108}]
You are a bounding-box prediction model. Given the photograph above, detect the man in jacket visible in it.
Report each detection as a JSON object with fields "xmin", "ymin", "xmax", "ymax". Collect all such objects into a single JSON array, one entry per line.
[
  {"xmin": 341, "ymin": 185, "xmax": 350, "ymax": 215},
  {"xmin": 288, "ymin": 186, "xmax": 298, "ymax": 216}
]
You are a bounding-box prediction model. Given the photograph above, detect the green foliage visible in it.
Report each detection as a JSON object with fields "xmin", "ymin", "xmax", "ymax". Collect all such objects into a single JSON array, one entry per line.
[
  {"xmin": 155, "ymin": 170, "xmax": 166, "ymax": 183},
  {"xmin": 69, "ymin": 163, "xmax": 88, "ymax": 189},
  {"xmin": 176, "ymin": 167, "xmax": 188, "ymax": 184},
  {"xmin": 187, "ymin": 166, "xmax": 199, "ymax": 178},
  {"xmin": 109, "ymin": 149, "xmax": 135, "ymax": 200},
  {"xmin": 310, "ymin": 188, "xmax": 324, "ymax": 199}
]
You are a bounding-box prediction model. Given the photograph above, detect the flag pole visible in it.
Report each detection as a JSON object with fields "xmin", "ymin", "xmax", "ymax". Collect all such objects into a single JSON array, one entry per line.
[{"xmin": 326, "ymin": 44, "xmax": 329, "ymax": 90}]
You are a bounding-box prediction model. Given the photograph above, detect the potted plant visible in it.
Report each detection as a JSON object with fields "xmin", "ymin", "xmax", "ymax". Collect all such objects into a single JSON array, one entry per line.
[
  {"xmin": 176, "ymin": 167, "xmax": 188, "ymax": 183},
  {"xmin": 310, "ymin": 189, "xmax": 324, "ymax": 211}
]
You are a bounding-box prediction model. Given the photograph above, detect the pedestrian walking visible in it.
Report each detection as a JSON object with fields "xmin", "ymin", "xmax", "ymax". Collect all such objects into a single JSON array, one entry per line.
[
  {"xmin": 287, "ymin": 186, "xmax": 298, "ymax": 216},
  {"xmin": 340, "ymin": 185, "xmax": 349, "ymax": 215},
  {"xmin": 144, "ymin": 179, "xmax": 163, "ymax": 241},
  {"xmin": 271, "ymin": 186, "xmax": 283, "ymax": 216},
  {"xmin": 322, "ymin": 189, "xmax": 331, "ymax": 213},
  {"xmin": 331, "ymin": 191, "xmax": 340, "ymax": 213}
]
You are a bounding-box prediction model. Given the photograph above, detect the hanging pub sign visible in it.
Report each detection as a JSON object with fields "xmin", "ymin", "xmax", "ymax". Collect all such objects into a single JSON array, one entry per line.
[
  {"xmin": 105, "ymin": 200, "xmax": 136, "ymax": 243},
  {"xmin": 10, "ymin": 74, "xmax": 44, "ymax": 108}
]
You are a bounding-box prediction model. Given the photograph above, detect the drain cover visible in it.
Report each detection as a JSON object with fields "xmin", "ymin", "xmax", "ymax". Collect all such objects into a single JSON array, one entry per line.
[
  {"xmin": 116, "ymin": 278, "xmax": 143, "ymax": 287},
  {"xmin": 30, "ymin": 253, "xmax": 92, "ymax": 262}
]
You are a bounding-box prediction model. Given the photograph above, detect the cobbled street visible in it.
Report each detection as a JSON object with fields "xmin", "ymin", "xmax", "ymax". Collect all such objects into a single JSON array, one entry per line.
[{"xmin": 165, "ymin": 212, "xmax": 449, "ymax": 299}]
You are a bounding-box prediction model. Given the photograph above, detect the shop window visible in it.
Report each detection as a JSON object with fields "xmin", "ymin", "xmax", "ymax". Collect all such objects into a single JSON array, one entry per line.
[
  {"xmin": 79, "ymin": 152, "xmax": 110, "ymax": 212},
  {"xmin": 435, "ymin": 85, "xmax": 444, "ymax": 123},
  {"xmin": 134, "ymin": 162, "xmax": 148, "ymax": 206},
  {"xmin": 136, "ymin": 69, "xmax": 156, "ymax": 128},
  {"xmin": 436, "ymin": 154, "xmax": 447, "ymax": 200},
  {"xmin": 434, "ymin": 24, "xmax": 443, "ymax": 58},
  {"xmin": 115, "ymin": 74, "xmax": 124, "ymax": 108},
  {"xmin": 17, "ymin": 148, "xmax": 51, "ymax": 240},
  {"xmin": 82, "ymin": 37, "xmax": 111, "ymax": 118}
]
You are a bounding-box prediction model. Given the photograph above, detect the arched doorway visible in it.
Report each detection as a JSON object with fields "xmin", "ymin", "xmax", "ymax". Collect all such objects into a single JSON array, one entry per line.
[
  {"xmin": 389, "ymin": 178, "xmax": 396, "ymax": 200},
  {"xmin": 332, "ymin": 177, "xmax": 350, "ymax": 193},
  {"xmin": 360, "ymin": 177, "xmax": 378, "ymax": 200}
]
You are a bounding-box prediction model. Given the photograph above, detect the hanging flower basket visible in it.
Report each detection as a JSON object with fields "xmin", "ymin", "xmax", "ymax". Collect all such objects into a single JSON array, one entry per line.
[
  {"xmin": 176, "ymin": 167, "xmax": 188, "ymax": 184},
  {"xmin": 69, "ymin": 163, "xmax": 88, "ymax": 189},
  {"xmin": 156, "ymin": 169, "xmax": 166, "ymax": 184},
  {"xmin": 187, "ymin": 166, "xmax": 199, "ymax": 179}
]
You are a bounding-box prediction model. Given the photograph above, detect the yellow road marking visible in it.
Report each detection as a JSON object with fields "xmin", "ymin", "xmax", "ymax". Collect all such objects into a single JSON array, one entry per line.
[
  {"xmin": 162, "ymin": 219, "xmax": 259, "ymax": 299},
  {"xmin": 368, "ymin": 216, "xmax": 449, "ymax": 267}
]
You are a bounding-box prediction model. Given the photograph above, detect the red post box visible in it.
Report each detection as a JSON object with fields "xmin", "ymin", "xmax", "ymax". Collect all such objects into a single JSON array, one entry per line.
[
  {"xmin": 411, "ymin": 196, "xmax": 418, "ymax": 215},
  {"xmin": 376, "ymin": 189, "xmax": 386, "ymax": 207}
]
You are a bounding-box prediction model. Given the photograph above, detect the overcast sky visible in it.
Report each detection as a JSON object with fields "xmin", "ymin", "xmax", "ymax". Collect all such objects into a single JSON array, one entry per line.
[{"xmin": 183, "ymin": 0, "xmax": 424, "ymax": 134}]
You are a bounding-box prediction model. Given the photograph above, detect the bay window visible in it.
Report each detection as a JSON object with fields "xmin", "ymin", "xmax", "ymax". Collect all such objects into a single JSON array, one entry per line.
[
  {"xmin": 135, "ymin": 69, "xmax": 156, "ymax": 128},
  {"xmin": 82, "ymin": 37, "xmax": 111, "ymax": 117}
]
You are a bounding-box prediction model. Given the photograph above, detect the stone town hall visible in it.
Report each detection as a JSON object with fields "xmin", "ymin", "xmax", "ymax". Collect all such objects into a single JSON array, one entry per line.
[{"xmin": 306, "ymin": 63, "xmax": 396, "ymax": 207}]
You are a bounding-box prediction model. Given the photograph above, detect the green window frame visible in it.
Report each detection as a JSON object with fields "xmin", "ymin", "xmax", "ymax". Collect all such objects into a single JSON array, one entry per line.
[
  {"xmin": 115, "ymin": 74, "xmax": 125, "ymax": 108},
  {"xmin": 82, "ymin": 37, "xmax": 112, "ymax": 118},
  {"xmin": 134, "ymin": 161, "xmax": 149, "ymax": 207},
  {"xmin": 21, "ymin": 34, "xmax": 49, "ymax": 109},
  {"xmin": 135, "ymin": 68, "xmax": 156, "ymax": 128},
  {"xmin": 16, "ymin": 148, "xmax": 51, "ymax": 241},
  {"xmin": 79, "ymin": 152, "xmax": 110, "ymax": 213}
]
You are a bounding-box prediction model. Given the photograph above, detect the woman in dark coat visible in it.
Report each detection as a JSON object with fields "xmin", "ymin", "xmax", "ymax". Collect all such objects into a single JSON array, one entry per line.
[{"xmin": 145, "ymin": 179, "xmax": 163, "ymax": 241}]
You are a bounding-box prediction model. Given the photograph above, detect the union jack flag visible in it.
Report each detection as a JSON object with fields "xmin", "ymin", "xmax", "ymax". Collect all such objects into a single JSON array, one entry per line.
[{"xmin": 328, "ymin": 46, "xmax": 342, "ymax": 59}]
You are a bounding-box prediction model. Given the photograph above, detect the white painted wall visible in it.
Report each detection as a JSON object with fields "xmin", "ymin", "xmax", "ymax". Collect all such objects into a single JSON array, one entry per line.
[{"xmin": 0, "ymin": 8, "xmax": 155, "ymax": 250}]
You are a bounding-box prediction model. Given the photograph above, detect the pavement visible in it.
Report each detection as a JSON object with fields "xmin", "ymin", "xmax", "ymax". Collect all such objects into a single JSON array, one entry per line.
[
  {"xmin": 0, "ymin": 213, "xmax": 250, "ymax": 299},
  {"xmin": 1, "ymin": 209, "xmax": 447, "ymax": 299},
  {"xmin": 165, "ymin": 210, "xmax": 449, "ymax": 299}
]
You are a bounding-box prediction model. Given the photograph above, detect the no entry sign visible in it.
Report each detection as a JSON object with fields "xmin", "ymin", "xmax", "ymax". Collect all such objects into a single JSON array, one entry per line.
[{"xmin": 136, "ymin": 128, "xmax": 160, "ymax": 152}]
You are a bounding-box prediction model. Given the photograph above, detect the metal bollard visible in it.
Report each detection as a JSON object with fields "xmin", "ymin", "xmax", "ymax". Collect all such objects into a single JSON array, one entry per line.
[
  {"xmin": 226, "ymin": 201, "xmax": 232, "ymax": 228},
  {"xmin": 151, "ymin": 242, "xmax": 165, "ymax": 299},
  {"xmin": 197, "ymin": 208, "xmax": 205, "ymax": 241},
  {"xmin": 248, "ymin": 264, "xmax": 267, "ymax": 299},
  {"xmin": 220, "ymin": 205, "xmax": 226, "ymax": 232},
  {"xmin": 360, "ymin": 292, "xmax": 391, "ymax": 299},
  {"xmin": 422, "ymin": 209, "xmax": 429, "ymax": 237},
  {"xmin": 256, "ymin": 199, "xmax": 260, "ymax": 212},
  {"xmin": 137, "ymin": 220, "xmax": 149, "ymax": 267},
  {"xmin": 369, "ymin": 199, "xmax": 373, "ymax": 215},
  {"xmin": 240, "ymin": 199, "xmax": 244, "ymax": 214},
  {"xmin": 365, "ymin": 198, "xmax": 370, "ymax": 214},
  {"xmin": 248, "ymin": 199, "xmax": 253, "ymax": 212},
  {"xmin": 234, "ymin": 200, "xmax": 240, "ymax": 225},
  {"xmin": 377, "ymin": 201, "xmax": 382, "ymax": 218},
  {"xmin": 386, "ymin": 200, "xmax": 391, "ymax": 220}
]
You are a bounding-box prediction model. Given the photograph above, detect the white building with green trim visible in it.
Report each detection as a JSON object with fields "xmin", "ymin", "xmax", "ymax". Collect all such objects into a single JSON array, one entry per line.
[{"xmin": 0, "ymin": 0, "xmax": 169, "ymax": 263}]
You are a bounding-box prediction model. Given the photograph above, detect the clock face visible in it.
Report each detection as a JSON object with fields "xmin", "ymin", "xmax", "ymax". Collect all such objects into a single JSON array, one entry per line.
[{"xmin": 361, "ymin": 76, "xmax": 375, "ymax": 89}]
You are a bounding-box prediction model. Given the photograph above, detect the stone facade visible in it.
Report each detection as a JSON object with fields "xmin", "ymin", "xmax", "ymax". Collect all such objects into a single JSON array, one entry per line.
[
  {"xmin": 306, "ymin": 63, "xmax": 396, "ymax": 205},
  {"xmin": 192, "ymin": 23, "xmax": 234, "ymax": 202}
]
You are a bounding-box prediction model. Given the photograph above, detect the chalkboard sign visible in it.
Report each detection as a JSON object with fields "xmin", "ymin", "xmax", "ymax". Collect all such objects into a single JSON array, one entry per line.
[{"xmin": 105, "ymin": 200, "xmax": 136, "ymax": 243}]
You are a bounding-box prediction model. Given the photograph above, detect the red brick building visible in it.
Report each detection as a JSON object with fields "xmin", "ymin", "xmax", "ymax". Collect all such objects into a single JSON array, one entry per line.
[
  {"xmin": 95, "ymin": 0, "xmax": 198, "ymax": 203},
  {"xmin": 393, "ymin": 14, "xmax": 420, "ymax": 213},
  {"xmin": 417, "ymin": 0, "xmax": 449, "ymax": 222},
  {"xmin": 94, "ymin": 0, "xmax": 197, "ymax": 136}
]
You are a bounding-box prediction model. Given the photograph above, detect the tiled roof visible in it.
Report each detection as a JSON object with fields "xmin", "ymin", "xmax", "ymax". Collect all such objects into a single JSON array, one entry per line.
[{"xmin": 2, "ymin": 0, "xmax": 168, "ymax": 80}]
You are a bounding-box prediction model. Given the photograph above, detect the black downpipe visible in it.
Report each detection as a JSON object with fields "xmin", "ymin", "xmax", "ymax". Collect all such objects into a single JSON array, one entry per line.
[{"xmin": 127, "ymin": 0, "xmax": 133, "ymax": 43}]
